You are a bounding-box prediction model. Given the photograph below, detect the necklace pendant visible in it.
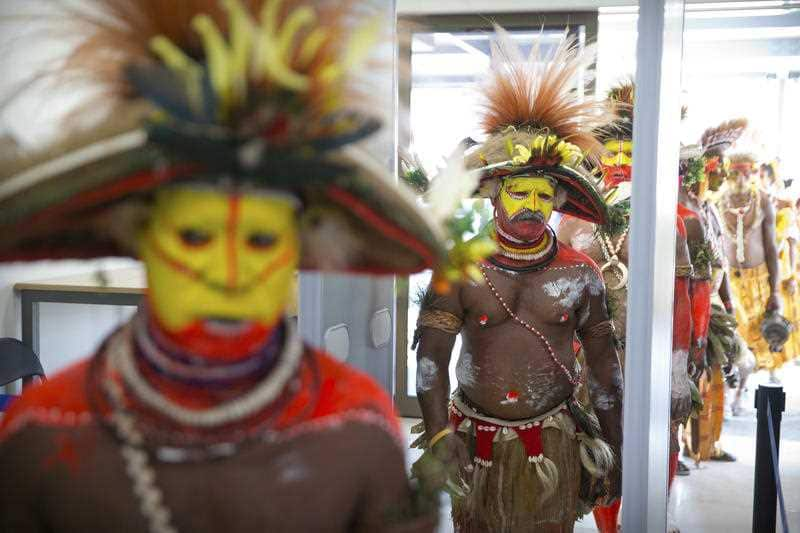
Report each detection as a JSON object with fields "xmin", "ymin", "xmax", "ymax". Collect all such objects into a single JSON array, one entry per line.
[{"xmin": 600, "ymin": 260, "xmax": 629, "ymax": 291}]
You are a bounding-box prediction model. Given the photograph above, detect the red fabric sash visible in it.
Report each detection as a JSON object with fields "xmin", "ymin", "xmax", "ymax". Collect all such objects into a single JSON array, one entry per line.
[{"xmin": 448, "ymin": 403, "xmax": 563, "ymax": 467}]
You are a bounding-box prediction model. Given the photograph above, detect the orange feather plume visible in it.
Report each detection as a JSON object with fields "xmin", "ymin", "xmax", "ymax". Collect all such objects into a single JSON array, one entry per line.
[{"xmin": 478, "ymin": 26, "xmax": 612, "ymax": 160}]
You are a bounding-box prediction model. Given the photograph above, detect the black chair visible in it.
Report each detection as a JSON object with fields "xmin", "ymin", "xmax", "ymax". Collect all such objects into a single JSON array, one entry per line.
[{"xmin": 0, "ymin": 338, "xmax": 45, "ymax": 412}]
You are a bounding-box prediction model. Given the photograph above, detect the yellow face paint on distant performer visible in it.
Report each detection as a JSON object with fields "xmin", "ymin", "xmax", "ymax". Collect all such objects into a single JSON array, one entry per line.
[
  {"xmin": 498, "ymin": 176, "xmax": 556, "ymax": 222},
  {"xmin": 139, "ymin": 187, "xmax": 299, "ymax": 359},
  {"xmin": 600, "ymin": 139, "xmax": 633, "ymax": 169}
]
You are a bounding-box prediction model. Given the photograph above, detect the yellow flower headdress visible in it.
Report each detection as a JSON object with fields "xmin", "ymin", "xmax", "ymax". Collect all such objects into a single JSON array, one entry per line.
[{"xmin": 465, "ymin": 26, "xmax": 612, "ymax": 225}]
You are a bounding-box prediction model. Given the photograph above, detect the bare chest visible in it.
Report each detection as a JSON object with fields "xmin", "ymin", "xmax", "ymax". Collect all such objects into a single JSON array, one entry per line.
[
  {"xmin": 461, "ymin": 265, "xmax": 600, "ymax": 330},
  {"xmin": 23, "ymin": 422, "xmax": 376, "ymax": 533}
]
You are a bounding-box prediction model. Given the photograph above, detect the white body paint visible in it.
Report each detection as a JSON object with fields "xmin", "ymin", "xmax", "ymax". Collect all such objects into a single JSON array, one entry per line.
[
  {"xmin": 456, "ymin": 351, "xmax": 479, "ymax": 388},
  {"xmin": 416, "ymin": 356, "xmax": 439, "ymax": 392},
  {"xmin": 572, "ymin": 229, "xmax": 596, "ymax": 252},
  {"xmin": 588, "ymin": 376, "xmax": 618, "ymax": 411},
  {"xmin": 542, "ymin": 270, "xmax": 603, "ymax": 309},
  {"xmin": 275, "ymin": 451, "xmax": 312, "ymax": 484},
  {"xmin": 671, "ymin": 349, "xmax": 690, "ymax": 399}
]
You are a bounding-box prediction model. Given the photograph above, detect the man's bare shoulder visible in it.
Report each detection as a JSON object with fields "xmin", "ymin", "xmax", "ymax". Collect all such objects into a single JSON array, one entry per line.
[
  {"xmin": 553, "ymin": 243, "xmax": 602, "ymax": 275},
  {"xmin": 556, "ymin": 214, "xmax": 596, "ymax": 242}
]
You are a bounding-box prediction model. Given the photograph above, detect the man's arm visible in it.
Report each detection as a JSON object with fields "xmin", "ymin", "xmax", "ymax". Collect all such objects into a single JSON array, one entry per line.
[
  {"xmin": 683, "ymin": 215, "xmax": 712, "ymax": 369},
  {"xmin": 412, "ymin": 284, "xmax": 473, "ymax": 491},
  {"xmin": 576, "ymin": 274, "xmax": 623, "ymax": 500},
  {"xmin": 761, "ymin": 194, "xmax": 783, "ymax": 312},
  {"xmin": 414, "ymin": 285, "xmax": 463, "ymax": 438},
  {"xmin": 353, "ymin": 423, "xmax": 437, "ymax": 533},
  {"xmin": 718, "ymin": 270, "xmax": 735, "ymax": 314}
]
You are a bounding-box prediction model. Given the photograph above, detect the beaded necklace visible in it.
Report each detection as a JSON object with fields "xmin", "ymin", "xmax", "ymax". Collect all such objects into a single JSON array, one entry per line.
[
  {"xmin": 478, "ymin": 263, "xmax": 582, "ymax": 387},
  {"xmin": 92, "ymin": 319, "xmax": 310, "ymax": 533},
  {"xmin": 495, "ymin": 225, "xmax": 556, "ymax": 262},
  {"xmin": 111, "ymin": 321, "xmax": 304, "ymax": 428}
]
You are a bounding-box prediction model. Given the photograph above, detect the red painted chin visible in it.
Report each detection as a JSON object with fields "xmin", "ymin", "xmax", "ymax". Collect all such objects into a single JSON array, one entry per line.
[
  {"xmin": 495, "ymin": 207, "xmax": 547, "ymax": 243},
  {"xmin": 155, "ymin": 318, "xmax": 275, "ymax": 362},
  {"xmin": 602, "ymin": 165, "xmax": 632, "ymax": 188}
]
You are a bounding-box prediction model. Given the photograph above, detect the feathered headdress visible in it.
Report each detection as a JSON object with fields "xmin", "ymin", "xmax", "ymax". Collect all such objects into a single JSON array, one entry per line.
[
  {"xmin": 596, "ymin": 80, "xmax": 634, "ymax": 142},
  {"xmin": 465, "ymin": 26, "xmax": 611, "ymax": 225},
  {"xmin": 701, "ymin": 118, "xmax": 748, "ymax": 157},
  {"xmin": 0, "ymin": 0, "xmax": 447, "ymax": 276}
]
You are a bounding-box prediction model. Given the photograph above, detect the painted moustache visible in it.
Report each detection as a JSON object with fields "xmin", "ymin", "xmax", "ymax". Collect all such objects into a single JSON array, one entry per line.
[{"xmin": 511, "ymin": 210, "xmax": 545, "ymax": 224}]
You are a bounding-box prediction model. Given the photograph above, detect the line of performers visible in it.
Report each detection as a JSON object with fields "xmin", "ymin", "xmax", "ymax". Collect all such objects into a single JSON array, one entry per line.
[
  {"xmin": 409, "ymin": 30, "xmax": 797, "ymax": 533},
  {"xmin": 0, "ymin": 3, "xmax": 791, "ymax": 532}
]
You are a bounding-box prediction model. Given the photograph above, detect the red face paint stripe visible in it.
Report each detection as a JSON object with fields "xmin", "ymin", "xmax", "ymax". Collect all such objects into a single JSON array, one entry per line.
[
  {"xmin": 20, "ymin": 164, "xmax": 196, "ymax": 228},
  {"xmin": 226, "ymin": 195, "xmax": 241, "ymax": 290},
  {"xmin": 325, "ymin": 185, "xmax": 436, "ymax": 268},
  {"xmin": 147, "ymin": 235, "xmax": 201, "ymax": 282},
  {"xmin": 254, "ymin": 242, "xmax": 297, "ymax": 286}
]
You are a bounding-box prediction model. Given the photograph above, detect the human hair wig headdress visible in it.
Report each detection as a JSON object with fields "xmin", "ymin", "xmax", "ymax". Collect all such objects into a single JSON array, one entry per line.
[
  {"xmin": 465, "ymin": 26, "xmax": 611, "ymax": 225},
  {"xmin": 595, "ymin": 80, "xmax": 634, "ymax": 142},
  {"xmin": 0, "ymin": 0, "xmax": 448, "ymax": 275}
]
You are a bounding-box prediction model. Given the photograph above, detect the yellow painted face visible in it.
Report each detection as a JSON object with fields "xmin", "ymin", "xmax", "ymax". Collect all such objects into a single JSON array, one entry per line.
[
  {"xmin": 139, "ymin": 187, "xmax": 299, "ymax": 334},
  {"xmin": 498, "ymin": 176, "xmax": 556, "ymax": 222},
  {"xmin": 600, "ymin": 139, "xmax": 633, "ymax": 168}
]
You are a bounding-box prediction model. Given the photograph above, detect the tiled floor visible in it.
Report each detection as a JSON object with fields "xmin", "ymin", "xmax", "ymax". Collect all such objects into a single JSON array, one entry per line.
[{"xmin": 403, "ymin": 363, "xmax": 800, "ymax": 532}]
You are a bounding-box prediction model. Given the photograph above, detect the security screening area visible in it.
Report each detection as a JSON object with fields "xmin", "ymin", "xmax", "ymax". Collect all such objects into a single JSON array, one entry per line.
[{"xmin": 0, "ymin": 0, "xmax": 798, "ymax": 532}]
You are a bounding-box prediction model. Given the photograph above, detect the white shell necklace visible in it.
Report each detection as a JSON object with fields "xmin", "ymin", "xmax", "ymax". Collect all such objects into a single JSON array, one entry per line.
[{"xmin": 722, "ymin": 191, "xmax": 760, "ymax": 265}]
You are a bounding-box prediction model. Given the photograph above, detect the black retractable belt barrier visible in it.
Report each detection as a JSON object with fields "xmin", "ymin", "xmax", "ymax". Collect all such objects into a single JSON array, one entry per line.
[{"xmin": 752, "ymin": 384, "xmax": 787, "ymax": 533}]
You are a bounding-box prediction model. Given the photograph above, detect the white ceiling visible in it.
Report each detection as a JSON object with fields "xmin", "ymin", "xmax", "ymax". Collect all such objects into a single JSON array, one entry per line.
[
  {"xmin": 397, "ymin": 0, "xmax": 799, "ymax": 15},
  {"xmin": 398, "ymin": 0, "xmax": 631, "ymax": 15}
]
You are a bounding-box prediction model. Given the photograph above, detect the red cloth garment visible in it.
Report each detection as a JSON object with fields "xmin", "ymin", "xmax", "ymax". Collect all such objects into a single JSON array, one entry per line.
[
  {"xmin": 593, "ymin": 499, "xmax": 622, "ymax": 533},
  {"xmin": 668, "ymin": 451, "xmax": 680, "ymax": 491},
  {"xmin": 677, "ymin": 203, "xmax": 712, "ymax": 366},
  {"xmin": 673, "ymin": 277, "xmax": 693, "ymax": 352},
  {"xmin": 0, "ymin": 346, "xmax": 401, "ymax": 445},
  {"xmin": 689, "ymin": 280, "xmax": 711, "ymax": 366}
]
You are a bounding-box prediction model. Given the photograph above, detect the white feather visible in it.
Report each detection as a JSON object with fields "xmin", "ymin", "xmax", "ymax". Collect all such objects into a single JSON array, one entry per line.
[{"xmin": 425, "ymin": 148, "xmax": 478, "ymax": 225}]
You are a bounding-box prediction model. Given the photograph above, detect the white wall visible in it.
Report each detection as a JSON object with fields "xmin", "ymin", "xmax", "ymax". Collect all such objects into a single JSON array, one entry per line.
[{"xmin": 0, "ymin": 259, "xmax": 140, "ymax": 377}]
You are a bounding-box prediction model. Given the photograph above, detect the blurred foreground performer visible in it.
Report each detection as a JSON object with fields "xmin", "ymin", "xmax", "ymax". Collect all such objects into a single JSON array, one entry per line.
[
  {"xmin": 719, "ymin": 154, "xmax": 787, "ymax": 374},
  {"xmin": 558, "ymin": 81, "xmax": 695, "ymax": 533},
  {"xmin": 0, "ymin": 1, "xmax": 456, "ymax": 531},
  {"xmin": 412, "ymin": 28, "xmax": 622, "ymax": 533},
  {"xmin": 679, "ymin": 120, "xmax": 747, "ymax": 464}
]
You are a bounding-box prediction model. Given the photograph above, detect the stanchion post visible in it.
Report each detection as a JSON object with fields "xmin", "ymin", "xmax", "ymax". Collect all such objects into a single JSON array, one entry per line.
[{"xmin": 752, "ymin": 383, "xmax": 785, "ymax": 533}]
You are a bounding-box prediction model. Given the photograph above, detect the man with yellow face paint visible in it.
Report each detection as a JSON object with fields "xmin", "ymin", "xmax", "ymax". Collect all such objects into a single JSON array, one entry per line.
[
  {"xmin": 0, "ymin": 2, "xmax": 453, "ymax": 532},
  {"xmin": 412, "ymin": 31, "xmax": 622, "ymax": 533},
  {"xmin": 558, "ymin": 81, "xmax": 700, "ymax": 533}
]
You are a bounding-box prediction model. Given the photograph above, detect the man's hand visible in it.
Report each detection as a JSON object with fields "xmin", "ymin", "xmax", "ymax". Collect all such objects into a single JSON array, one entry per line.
[
  {"xmin": 413, "ymin": 432, "xmax": 472, "ymax": 500},
  {"xmin": 690, "ymin": 341, "xmax": 707, "ymax": 380},
  {"xmin": 431, "ymin": 434, "xmax": 473, "ymax": 495},
  {"xmin": 766, "ymin": 292, "xmax": 783, "ymax": 314}
]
